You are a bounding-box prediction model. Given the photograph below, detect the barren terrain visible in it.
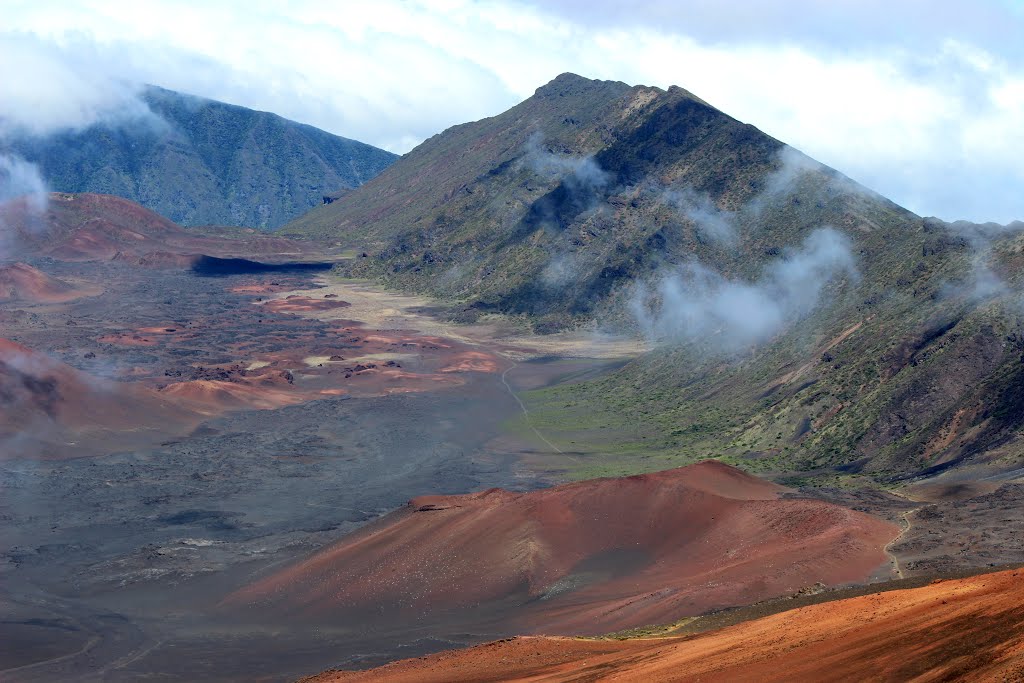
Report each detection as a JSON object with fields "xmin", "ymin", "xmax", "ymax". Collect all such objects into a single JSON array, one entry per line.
[
  {"xmin": 228, "ymin": 461, "xmax": 896, "ymax": 636},
  {"xmin": 309, "ymin": 568, "xmax": 1024, "ymax": 682},
  {"xmin": 4, "ymin": 195, "xmax": 1024, "ymax": 682},
  {"xmin": 4, "ymin": 251, "xmax": 1022, "ymax": 681},
  {"xmin": 0, "ymin": 197, "xmax": 569, "ymax": 679},
  {"xmin": 0, "ymin": 201, "xmax": 642, "ymax": 680}
]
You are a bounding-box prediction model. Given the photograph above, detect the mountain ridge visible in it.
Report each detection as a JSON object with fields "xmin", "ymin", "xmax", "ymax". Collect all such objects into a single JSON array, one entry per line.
[
  {"xmin": 5, "ymin": 85, "xmax": 398, "ymax": 229},
  {"xmin": 283, "ymin": 72, "xmax": 914, "ymax": 331},
  {"xmin": 282, "ymin": 72, "xmax": 1024, "ymax": 484}
]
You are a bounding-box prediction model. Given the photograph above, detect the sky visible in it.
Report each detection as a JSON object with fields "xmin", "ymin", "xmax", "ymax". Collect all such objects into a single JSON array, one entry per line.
[{"xmin": 1, "ymin": 0, "xmax": 1022, "ymax": 223}]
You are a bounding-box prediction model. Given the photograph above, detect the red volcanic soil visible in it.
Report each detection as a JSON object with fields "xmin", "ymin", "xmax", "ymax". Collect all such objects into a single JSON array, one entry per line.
[
  {"xmin": 158, "ymin": 367, "xmax": 305, "ymax": 414},
  {"xmin": 0, "ymin": 338, "xmax": 199, "ymax": 458},
  {"xmin": 98, "ymin": 325, "xmax": 189, "ymax": 347},
  {"xmin": 226, "ymin": 461, "xmax": 897, "ymax": 634},
  {"xmin": 1, "ymin": 193, "xmax": 313, "ymax": 262},
  {"xmin": 0, "ymin": 262, "xmax": 89, "ymax": 303},
  {"xmin": 261, "ymin": 295, "xmax": 352, "ymax": 314},
  {"xmin": 87, "ymin": 281, "xmax": 505, "ymax": 417},
  {"xmin": 310, "ymin": 568, "xmax": 1024, "ymax": 683}
]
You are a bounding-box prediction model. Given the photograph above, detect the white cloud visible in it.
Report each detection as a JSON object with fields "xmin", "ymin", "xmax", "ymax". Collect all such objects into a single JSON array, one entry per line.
[
  {"xmin": 0, "ymin": 154, "xmax": 47, "ymax": 209},
  {"xmin": 0, "ymin": 153, "xmax": 49, "ymax": 258},
  {"xmin": 631, "ymin": 227, "xmax": 857, "ymax": 352},
  {"xmin": 0, "ymin": 0, "xmax": 1021, "ymax": 222},
  {"xmin": 0, "ymin": 34, "xmax": 153, "ymax": 136}
]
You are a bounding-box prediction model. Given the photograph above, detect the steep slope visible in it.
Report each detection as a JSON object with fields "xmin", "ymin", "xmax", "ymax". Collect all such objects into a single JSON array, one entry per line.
[
  {"xmin": 308, "ymin": 568, "xmax": 1024, "ymax": 683},
  {"xmin": 5, "ymin": 86, "xmax": 398, "ymax": 229},
  {"xmin": 284, "ymin": 73, "xmax": 913, "ymax": 330},
  {"xmin": 285, "ymin": 72, "xmax": 1024, "ymax": 482},
  {"xmin": 226, "ymin": 461, "xmax": 896, "ymax": 635},
  {"xmin": 522, "ymin": 216, "xmax": 1024, "ymax": 482}
]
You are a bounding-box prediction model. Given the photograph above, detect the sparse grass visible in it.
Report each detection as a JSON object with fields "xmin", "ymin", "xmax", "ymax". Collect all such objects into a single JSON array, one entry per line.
[
  {"xmin": 287, "ymin": 74, "xmax": 1024, "ymax": 484},
  {"xmin": 592, "ymin": 616, "xmax": 699, "ymax": 641}
]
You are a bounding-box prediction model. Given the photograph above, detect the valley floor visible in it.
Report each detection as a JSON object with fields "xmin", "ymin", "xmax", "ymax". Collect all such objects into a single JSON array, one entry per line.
[
  {"xmin": 0, "ymin": 262, "xmax": 636, "ymax": 681},
  {"xmin": 3, "ymin": 261, "xmax": 1024, "ymax": 682}
]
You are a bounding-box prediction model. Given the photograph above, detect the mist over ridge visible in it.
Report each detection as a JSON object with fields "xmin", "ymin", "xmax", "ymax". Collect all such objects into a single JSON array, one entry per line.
[{"xmin": 1, "ymin": 84, "xmax": 397, "ymax": 230}]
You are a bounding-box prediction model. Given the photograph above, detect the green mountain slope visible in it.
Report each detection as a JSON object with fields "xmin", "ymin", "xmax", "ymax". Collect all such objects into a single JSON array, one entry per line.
[
  {"xmin": 7, "ymin": 86, "xmax": 397, "ymax": 229},
  {"xmin": 285, "ymin": 73, "xmax": 1024, "ymax": 483},
  {"xmin": 522, "ymin": 225, "xmax": 1024, "ymax": 483},
  {"xmin": 283, "ymin": 74, "xmax": 910, "ymax": 328}
]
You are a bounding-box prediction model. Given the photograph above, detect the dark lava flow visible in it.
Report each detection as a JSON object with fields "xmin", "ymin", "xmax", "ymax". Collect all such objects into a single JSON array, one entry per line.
[
  {"xmin": 0, "ymin": 259, "xmax": 576, "ymax": 682},
  {"xmin": 190, "ymin": 255, "xmax": 335, "ymax": 277}
]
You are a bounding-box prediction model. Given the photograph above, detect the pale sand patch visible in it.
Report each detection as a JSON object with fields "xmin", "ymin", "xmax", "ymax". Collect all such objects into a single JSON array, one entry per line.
[
  {"xmin": 246, "ymin": 360, "xmax": 271, "ymax": 370},
  {"xmin": 344, "ymin": 352, "xmax": 418, "ymax": 363},
  {"xmin": 274, "ymin": 276, "xmax": 650, "ymax": 361},
  {"xmin": 302, "ymin": 353, "xmax": 417, "ymax": 366}
]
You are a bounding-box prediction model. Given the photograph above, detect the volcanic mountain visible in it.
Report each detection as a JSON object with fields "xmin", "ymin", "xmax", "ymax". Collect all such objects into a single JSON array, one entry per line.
[
  {"xmin": 6, "ymin": 85, "xmax": 398, "ymax": 229},
  {"xmin": 310, "ymin": 567, "xmax": 1024, "ymax": 683},
  {"xmin": 283, "ymin": 72, "xmax": 909, "ymax": 327},
  {"xmin": 285, "ymin": 72, "xmax": 1024, "ymax": 483},
  {"xmin": 1, "ymin": 192, "xmax": 315, "ymax": 263},
  {"xmin": 0, "ymin": 338, "xmax": 199, "ymax": 458},
  {"xmin": 226, "ymin": 461, "xmax": 896, "ymax": 635},
  {"xmin": 0, "ymin": 262, "xmax": 87, "ymax": 303}
]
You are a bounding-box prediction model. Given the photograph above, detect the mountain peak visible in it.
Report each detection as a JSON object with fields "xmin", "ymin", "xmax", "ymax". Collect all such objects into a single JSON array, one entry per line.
[{"xmin": 534, "ymin": 72, "xmax": 632, "ymax": 98}]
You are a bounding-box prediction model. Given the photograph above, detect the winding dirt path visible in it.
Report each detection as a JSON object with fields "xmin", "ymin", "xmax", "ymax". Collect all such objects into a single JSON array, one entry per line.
[
  {"xmin": 881, "ymin": 487, "xmax": 930, "ymax": 580},
  {"xmin": 499, "ymin": 360, "xmax": 578, "ymax": 462},
  {"xmin": 884, "ymin": 509, "xmax": 915, "ymax": 579}
]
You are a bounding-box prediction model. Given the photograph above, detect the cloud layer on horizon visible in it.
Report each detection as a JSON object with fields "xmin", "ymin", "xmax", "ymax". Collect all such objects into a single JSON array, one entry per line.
[{"xmin": 1, "ymin": 0, "xmax": 1022, "ymax": 223}]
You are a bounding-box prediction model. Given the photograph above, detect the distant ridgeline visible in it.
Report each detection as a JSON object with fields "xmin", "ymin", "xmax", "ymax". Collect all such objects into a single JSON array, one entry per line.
[{"xmin": 7, "ymin": 86, "xmax": 398, "ymax": 229}]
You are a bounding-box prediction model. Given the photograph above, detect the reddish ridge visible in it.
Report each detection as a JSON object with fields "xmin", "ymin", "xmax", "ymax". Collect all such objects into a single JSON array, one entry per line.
[{"xmin": 227, "ymin": 461, "xmax": 897, "ymax": 634}]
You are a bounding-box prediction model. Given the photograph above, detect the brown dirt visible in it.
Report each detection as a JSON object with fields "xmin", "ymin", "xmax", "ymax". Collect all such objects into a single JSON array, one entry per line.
[
  {"xmin": 307, "ymin": 568, "xmax": 1024, "ymax": 683},
  {"xmin": 157, "ymin": 377, "xmax": 305, "ymax": 414},
  {"xmin": 440, "ymin": 350, "xmax": 501, "ymax": 373},
  {"xmin": 0, "ymin": 262, "xmax": 93, "ymax": 303},
  {"xmin": 225, "ymin": 461, "xmax": 897, "ymax": 635},
  {"xmin": 229, "ymin": 283, "xmax": 293, "ymax": 294},
  {"xmin": 97, "ymin": 333, "xmax": 158, "ymax": 346},
  {"xmin": 0, "ymin": 338, "xmax": 202, "ymax": 458},
  {"xmin": 4, "ymin": 264, "xmax": 512, "ymax": 458},
  {"xmin": 261, "ymin": 295, "xmax": 352, "ymax": 314}
]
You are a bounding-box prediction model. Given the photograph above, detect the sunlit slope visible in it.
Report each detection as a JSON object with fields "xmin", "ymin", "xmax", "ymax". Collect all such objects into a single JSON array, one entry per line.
[
  {"xmin": 308, "ymin": 568, "xmax": 1024, "ymax": 683},
  {"xmin": 226, "ymin": 461, "xmax": 895, "ymax": 634}
]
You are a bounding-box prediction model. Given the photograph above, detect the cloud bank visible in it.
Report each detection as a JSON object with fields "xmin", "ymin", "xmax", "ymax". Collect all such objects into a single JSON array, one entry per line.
[
  {"xmin": 631, "ymin": 227, "xmax": 856, "ymax": 352},
  {"xmin": 660, "ymin": 187, "xmax": 737, "ymax": 244},
  {"xmin": 524, "ymin": 134, "xmax": 610, "ymax": 195},
  {"xmin": 0, "ymin": 34, "xmax": 154, "ymax": 138},
  {"xmin": 0, "ymin": 154, "xmax": 47, "ymax": 210}
]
